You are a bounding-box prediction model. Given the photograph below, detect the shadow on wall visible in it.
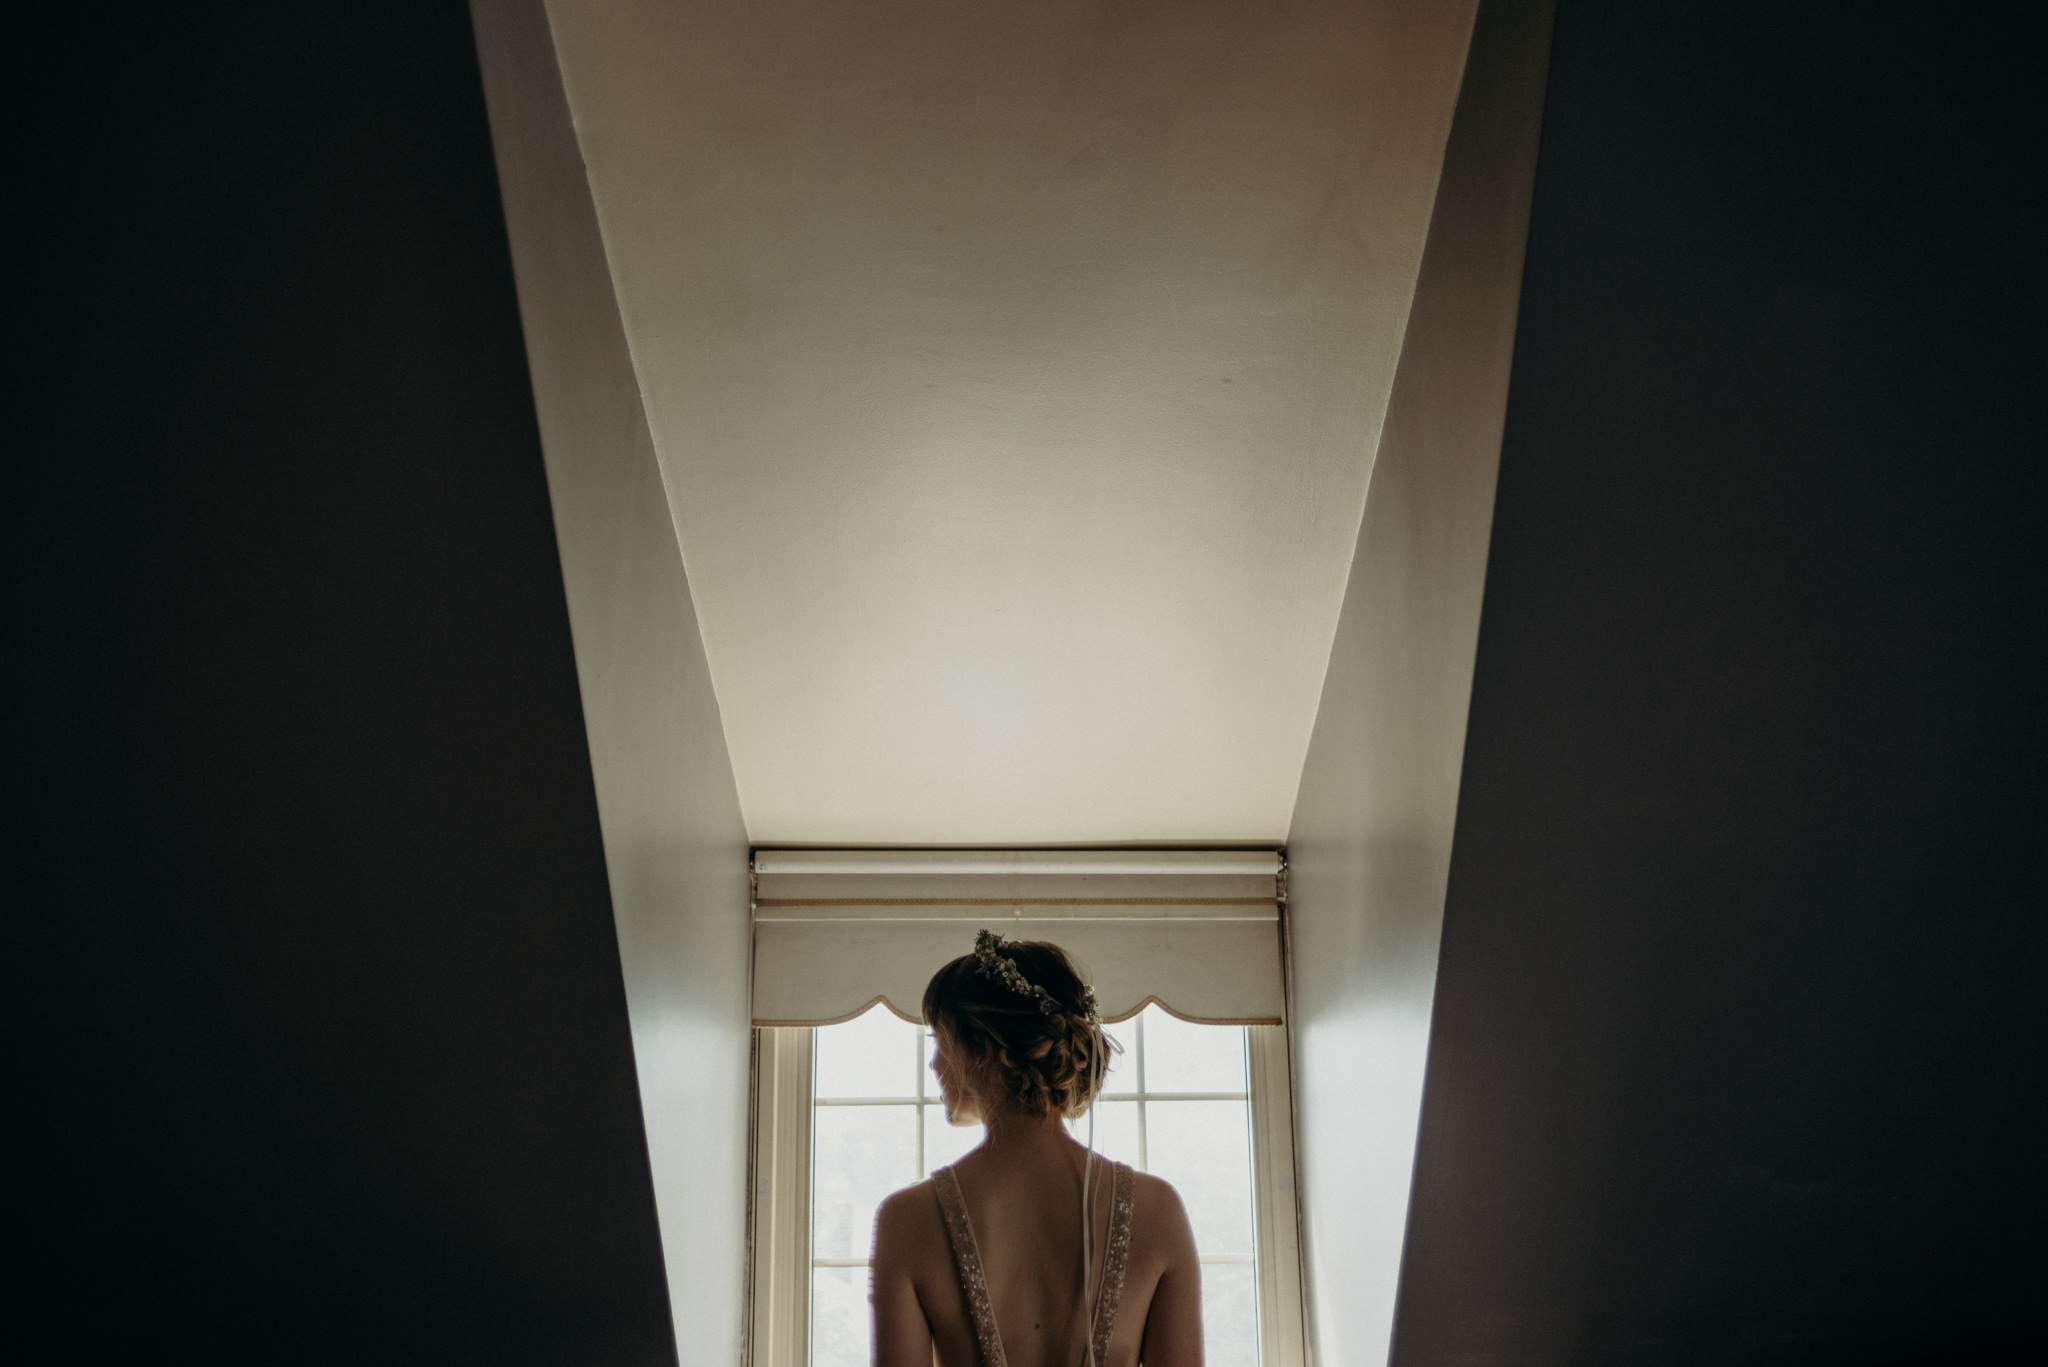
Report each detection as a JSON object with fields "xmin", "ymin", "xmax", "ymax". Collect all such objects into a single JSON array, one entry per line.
[
  {"xmin": 14, "ymin": 2, "xmax": 689, "ymax": 1361},
  {"xmin": 1389, "ymin": 1, "xmax": 2047, "ymax": 1365}
]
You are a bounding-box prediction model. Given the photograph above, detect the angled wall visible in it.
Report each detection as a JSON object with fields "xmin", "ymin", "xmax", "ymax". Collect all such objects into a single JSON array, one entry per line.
[
  {"xmin": 470, "ymin": 1, "xmax": 754, "ymax": 1356},
  {"xmin": 15, "ymin": 1, "xmax": 680, "ymax": 1359},
  {"xmin": 1387, "ymin": 2, "xmax": 2048, "ymax": 1362},
  {"xmin": 1283, "ymin": 1, "xmax": 1554, "ymax": 1363}
]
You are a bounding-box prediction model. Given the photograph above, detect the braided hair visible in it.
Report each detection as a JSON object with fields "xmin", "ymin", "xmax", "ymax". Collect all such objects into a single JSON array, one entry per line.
[{"xmin": 922, "ymin": 937, "xmax": 1114, "ymax": 1120}]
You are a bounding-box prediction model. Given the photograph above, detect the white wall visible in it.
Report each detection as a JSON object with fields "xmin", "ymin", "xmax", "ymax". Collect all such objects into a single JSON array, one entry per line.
[
  {"xmin": 470, "ymin": 3, "xmax": 754, "ymax": 1358},
  {"xmin": 1284, "ymin": 2, "xmax": 1554, "ymax": 1363},
  {"xmin": 517, "ymin": 0, "xmax": 1484, "ymax": 846}
]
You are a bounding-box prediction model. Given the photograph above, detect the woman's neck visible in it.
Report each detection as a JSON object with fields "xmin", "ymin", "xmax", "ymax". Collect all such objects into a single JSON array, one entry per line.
[{"xmin": 976, "ymin": 1105, "xmax": 1077, "ymax": 1159}]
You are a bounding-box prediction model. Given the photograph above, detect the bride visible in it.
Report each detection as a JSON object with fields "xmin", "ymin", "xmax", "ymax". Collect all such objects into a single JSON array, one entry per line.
[{"xmin": 870, "ymin": 932, "xmax": 1204, "ymax": 1367}]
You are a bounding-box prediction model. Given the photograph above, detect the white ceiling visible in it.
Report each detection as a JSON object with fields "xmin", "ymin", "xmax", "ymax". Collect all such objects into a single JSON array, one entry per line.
[{"xmin": 542, "ymin": 0, "xmax": 1478, "ymax": 844}]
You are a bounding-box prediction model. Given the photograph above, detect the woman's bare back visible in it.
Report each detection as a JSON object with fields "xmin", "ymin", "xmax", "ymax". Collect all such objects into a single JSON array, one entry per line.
[{"xmin": 871, "ymin": 1133, "xmax": 1203, "ymax": 1367}]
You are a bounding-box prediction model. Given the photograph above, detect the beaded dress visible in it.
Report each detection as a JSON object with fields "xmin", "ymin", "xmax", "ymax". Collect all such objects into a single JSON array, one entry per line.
[{"xmin": 930, "ymin": 1160, "xmax": 1137, "ymax": 1367}]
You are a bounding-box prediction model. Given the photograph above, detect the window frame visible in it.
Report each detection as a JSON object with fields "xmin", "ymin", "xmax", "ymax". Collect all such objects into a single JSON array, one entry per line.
[{"xmin": 745, "ymin": 1016, "xmax": 1307, "ymax": 1367}]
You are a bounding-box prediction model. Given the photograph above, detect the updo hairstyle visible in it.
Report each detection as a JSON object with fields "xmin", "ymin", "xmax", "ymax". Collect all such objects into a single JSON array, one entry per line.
[{"xmin": 922, "ymin": 939, "xmax": 1113, "ymax": 1120}]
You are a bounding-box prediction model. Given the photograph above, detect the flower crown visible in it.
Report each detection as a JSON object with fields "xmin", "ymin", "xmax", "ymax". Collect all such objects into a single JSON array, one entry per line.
[{"xmin": 972, "ymin": 929, "xmax": 1101, "ymax": 1025}]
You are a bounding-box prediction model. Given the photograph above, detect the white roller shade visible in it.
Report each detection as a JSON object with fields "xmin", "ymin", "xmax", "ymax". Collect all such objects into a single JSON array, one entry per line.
[{"xmin": 751, "ymin": 849, "xmax": 1285, "ymax": 1026}]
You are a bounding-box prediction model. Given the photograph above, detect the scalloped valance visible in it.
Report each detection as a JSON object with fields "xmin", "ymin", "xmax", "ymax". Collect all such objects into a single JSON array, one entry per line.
[{"xmin": 750, "ymin": 848, "xmax": 1285, "ymax": 1026}]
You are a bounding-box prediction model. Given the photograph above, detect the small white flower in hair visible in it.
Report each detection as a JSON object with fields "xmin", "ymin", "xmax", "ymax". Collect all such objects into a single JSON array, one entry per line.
[{"xmin": 971, "ymin": 929, "xmax": 1103, "ymax": 1025}]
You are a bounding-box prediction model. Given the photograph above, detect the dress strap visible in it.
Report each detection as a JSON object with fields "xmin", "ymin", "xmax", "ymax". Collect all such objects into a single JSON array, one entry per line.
[
  {"xmin": 1088, "ymin": 1162, "xmax": 1139, "ymax": 1363},
  {"xmin": 933, "ymin": 1161, "xmax": 1137, "ymax": 1367},
  {"xmin": 933, "ymin": 1166, "xmax": 1008, "ymax": 1367}
]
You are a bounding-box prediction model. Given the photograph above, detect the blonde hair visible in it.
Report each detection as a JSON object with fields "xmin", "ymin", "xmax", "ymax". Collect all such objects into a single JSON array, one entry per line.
[{"xmin": 922, "ymin": 939, "xmax": 1112, "ymax": 1120}]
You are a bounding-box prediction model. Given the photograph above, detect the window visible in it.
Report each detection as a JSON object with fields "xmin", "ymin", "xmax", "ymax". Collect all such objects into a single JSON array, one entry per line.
[{"xmin": 749, "ymin": 1006, "xmax": 1305, "ymax": 1367}]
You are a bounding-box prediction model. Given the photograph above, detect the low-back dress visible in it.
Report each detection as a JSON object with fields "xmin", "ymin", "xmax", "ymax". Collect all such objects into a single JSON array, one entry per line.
[{"xmin": 930, "ymin": 1160, "xmax": 1138, "ymax": 1367}]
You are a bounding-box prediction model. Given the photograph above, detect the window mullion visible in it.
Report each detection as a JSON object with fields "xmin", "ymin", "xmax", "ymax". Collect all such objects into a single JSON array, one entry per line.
[{"xmin": 1134, "ymin": 1011, "xmax": 1148, "ymax": 1172}]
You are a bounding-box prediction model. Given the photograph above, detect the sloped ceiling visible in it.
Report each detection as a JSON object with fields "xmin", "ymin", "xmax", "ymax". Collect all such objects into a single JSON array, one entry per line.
[{"xmin": 540, "ymin": 0, "xmax": 1478, "ymax": 843}]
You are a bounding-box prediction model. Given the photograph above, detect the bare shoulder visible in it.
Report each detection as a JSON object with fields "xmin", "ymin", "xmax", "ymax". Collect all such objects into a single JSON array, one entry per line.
[
  {"xmin": 871, "ymin": 1178, "xmax": 946, "ymax": 1361},
  {"xmin": 879, "ymin": 1174, "xmax": 939, "ymax": 1214},
  {"xmin": 873, "ymin": 1176, "xmax": 943, "ymax": 1258},
  {"xmin": 1127, "ymin": 1168, "xmax": 1198, "ymax": 1255},
  {"xmin": 1123, "ymin": 1168, "xmax": 1202, "ymax": 1360},
  {"xmin": 1129, "ymin": 1167, "xmax": 1188, "ymax": 1217}
]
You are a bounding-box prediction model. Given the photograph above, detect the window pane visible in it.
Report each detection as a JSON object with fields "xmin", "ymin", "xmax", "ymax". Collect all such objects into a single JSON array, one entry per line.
[
  {"xmin": 922, "ymin": 1028, "xmax": 942, "ymax": 1100},
  {"xmin": 1067, "ymin": 1097, "xmax": 1142, "ymax": 1169},
  {"xmin": 1146, "ymin": 1099, "xmax": 1254, "ymax": 1255},
  {"xmin": 807, "ymin": 1008, "xmax": 1286, "ymax": 1367},
  {"xmin": 810, "ymin": 1265, "xmax": 868, "ymax": 1367},
  {"xmin": 1098, "ymin": 1016, "xmax": 1138, "ymax": 1092},
  {"xmin": 1201, "ymin": 1261, "xmax": 1259, "ymax": 1367},
  {"xmin": 813, "ymin": 1104, "xmax": 917, "ymax": 1261},
  {"xmin": 922, "ymin": 1106, "xmax": 982, "ymax": 1174},
  {"xmin": 1143, "ymin": 1008, "xmax": 1247, "ymax": 1094},
  {"xmin": 816, "ymin": 1004, "xmax": 918, "ymax": 1099}
]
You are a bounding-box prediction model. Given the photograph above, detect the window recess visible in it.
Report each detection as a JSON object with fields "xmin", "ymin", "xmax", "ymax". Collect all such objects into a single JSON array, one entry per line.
[{"xmin": 746, "ymin": 849, "xmax": 1305, "ymax": 1367}]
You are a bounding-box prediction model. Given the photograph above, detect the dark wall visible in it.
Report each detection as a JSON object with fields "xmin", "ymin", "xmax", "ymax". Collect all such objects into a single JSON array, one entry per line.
[
  {"xmin": 11, "ymin": 5, "xmax": 676, "ymax": 1361},
  {"xmin": 1397, "ymin": 3, "xmax": 2044, "ymax": 1365}
]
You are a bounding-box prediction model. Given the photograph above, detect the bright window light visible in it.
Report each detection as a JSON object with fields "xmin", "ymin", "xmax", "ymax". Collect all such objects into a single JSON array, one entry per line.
[{"xmin": 807, "ymin": 1003, "xmax": 1260, "ymax": 1366}]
